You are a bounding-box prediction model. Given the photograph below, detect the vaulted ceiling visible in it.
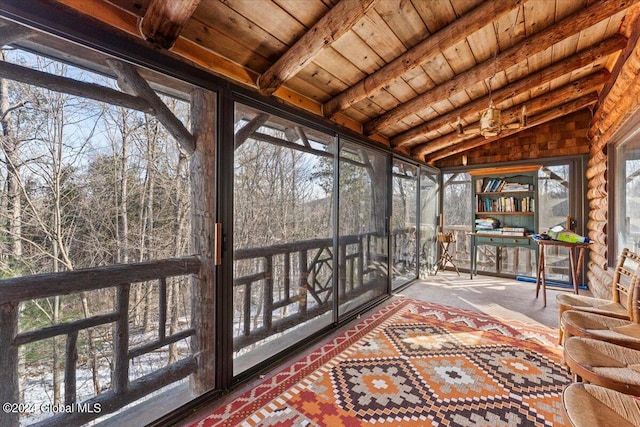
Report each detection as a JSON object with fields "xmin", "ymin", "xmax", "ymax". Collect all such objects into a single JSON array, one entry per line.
[{"xmin": 14, "ymin": 0, "xmax": 640, "ymax": 164}]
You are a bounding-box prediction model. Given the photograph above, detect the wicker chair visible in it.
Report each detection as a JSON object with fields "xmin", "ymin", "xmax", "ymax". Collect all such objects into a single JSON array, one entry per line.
[
  {"xmin": 563, "ymin": 337, "xmax": 640, "ymax": 395},
  {"xmin": 562, "ymin": 383, "xmax": 640, "ymax": 427},
  {"xmin": 561, "ymin": 309, "xmax": 640, "ymax": 351},
  {"xmin": 556, "ymin": 248, "xmax": 640, "ymax": 344}
]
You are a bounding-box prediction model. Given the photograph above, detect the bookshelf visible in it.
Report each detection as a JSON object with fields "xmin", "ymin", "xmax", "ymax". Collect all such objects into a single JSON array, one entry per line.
[{"xmin": 468, "ymin": 165, "xmax": 540, "ymax": 278}]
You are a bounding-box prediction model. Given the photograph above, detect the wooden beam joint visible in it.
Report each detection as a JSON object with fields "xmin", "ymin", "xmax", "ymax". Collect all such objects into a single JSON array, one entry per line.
[{"xmin": 106, "ymin": 58, "xmax": 196, "ymax": 154}]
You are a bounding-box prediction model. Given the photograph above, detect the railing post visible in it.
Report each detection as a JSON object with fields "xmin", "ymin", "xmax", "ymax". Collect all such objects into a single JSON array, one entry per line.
[
  {"xmin": 357, "ymin": 238, "xmax": 364, "ymax": 288},
  {"xmin": 264, "ymin": 256, "xmax": 273, "ymax": 329},
  {"xmin": 114, "ymin": 284, "xmax": 130, "ymax": 394},
  {"xmin": 339, "ymin": 242, "xmax": 347, "ymax": 299},
  {"xmin": 299, "ymin": 250, "xmax": 308, "ymax": 315},
  {"xmin": 189, "ymin": 88, "xmax": 217, "ymax": 394},
  {"xmin": 0, "ymin": 301, "xmax": 19, "ymax": 427},
  {"xmin": 65, "ymin": 331, "xmax": 78, "ymax": 404}
]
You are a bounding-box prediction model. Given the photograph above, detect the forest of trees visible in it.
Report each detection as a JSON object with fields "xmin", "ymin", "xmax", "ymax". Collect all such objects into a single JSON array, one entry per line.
[{"xmin": 0, "ymin": 48, "xmax": 193, "ymax": 416}]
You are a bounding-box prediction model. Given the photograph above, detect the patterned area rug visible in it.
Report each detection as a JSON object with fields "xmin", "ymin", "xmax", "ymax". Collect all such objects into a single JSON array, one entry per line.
[{"xmin": 191, "ymin": 298, "xmax": 570, "ymax": 426}]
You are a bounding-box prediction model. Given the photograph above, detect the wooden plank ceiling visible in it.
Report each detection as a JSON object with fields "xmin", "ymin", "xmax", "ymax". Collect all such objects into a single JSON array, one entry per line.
[{"xmin": 51, "ymin": 0, "xmax": 640, "ymax": 163}]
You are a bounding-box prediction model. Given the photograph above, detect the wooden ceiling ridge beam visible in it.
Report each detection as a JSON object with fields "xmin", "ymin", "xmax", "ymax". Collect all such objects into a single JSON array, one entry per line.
[
  {"xmin": 392, "ymin": 35, "xmax": 627, "ymax": 148},
  {"xmin": 365, "ymin": 0, "xmax": 639, "ymax": 135},
  {"xmin": 106, "ymin": 58, "xmax": 196, "ymax": 154},
  {"xmin": 322, "ymin": 1, "xmax": 520, "ymax": 118},
  {"xmin": 139, "ymin": 0, "xmax": 202, "ymax": 49},
  {"xmin": 422, "ymin": 94, "xmax": 599, "ymax": 164},
  {"xmin": 257, "ymin": 0, "xmax": 380, "ymax": 96},
  {"xmin": 413, "ymin": 72, "xmax": 608, "ymax": 158}
]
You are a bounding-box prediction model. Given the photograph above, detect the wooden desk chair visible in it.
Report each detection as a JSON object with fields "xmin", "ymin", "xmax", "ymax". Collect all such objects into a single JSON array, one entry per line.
[
  {"xmin": 562, "ymin": 383, "xmax": 640, "ymax": 427},
  {"xmin": 435, "ymin": 232, "xmax": 459, "ymax": 275},
  {"xmin": 563, "ymin": 337, "xmax": 640, "ymax": 395},
  {"xmin": 556, "ymin": 248, "xmax": 640, "ymax": 344}
]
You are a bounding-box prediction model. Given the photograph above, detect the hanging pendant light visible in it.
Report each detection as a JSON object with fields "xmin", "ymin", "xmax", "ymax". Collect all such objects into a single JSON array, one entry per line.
[{"xmin": 479, "ymin": 100, "xmax": 503, "ymax": 137}]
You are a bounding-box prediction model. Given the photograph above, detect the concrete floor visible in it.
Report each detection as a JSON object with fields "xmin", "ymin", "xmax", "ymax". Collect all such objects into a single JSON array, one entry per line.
[{"xmin": 398, "ymin": 270, "xmax": 588, "ymax": 329}]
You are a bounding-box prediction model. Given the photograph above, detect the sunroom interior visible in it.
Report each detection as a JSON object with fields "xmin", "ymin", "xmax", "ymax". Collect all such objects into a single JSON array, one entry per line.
[{"xmin": 1, "ymin": 0, "xmax": 640, "ymax": 426}]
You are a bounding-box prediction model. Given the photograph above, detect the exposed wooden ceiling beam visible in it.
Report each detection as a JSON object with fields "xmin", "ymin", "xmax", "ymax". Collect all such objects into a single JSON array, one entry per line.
[
  {"xmin": 413, "ymin": 72, "xmax": 608, "ymax": 158},
  {"xmin": 106, "ymin": 58, "xmax": 196, "ymax": 154},
  {"xmin": 257, "ymin": 0, "xmax": 380, "ymax": 96},
  {"xmin": 365, "ymin": 0, "xmax": 639, "ymax": 135},
  {"xmin": 322, "ymin": 1, "xmax": 520, "ymax": 119},
  {"xmin": 392, "ymin": 36, "xmax": 626, "ymax": 148},
  {"xmin": 139, "ymin": 0, "xmax": 201, "ymax": 49},
  {"xmin": 422, "ymin": 94, "xmax": 599, "ymax": 163},
  {"xmin": 592, "ymin": 6, "xmax": 640, "ymax": 136}
]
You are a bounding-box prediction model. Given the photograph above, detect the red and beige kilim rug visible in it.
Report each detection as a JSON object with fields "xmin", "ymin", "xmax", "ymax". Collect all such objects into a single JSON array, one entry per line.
[{"xmin": 191, "ymin": 298, "xmax": 570, "ymax": 426}]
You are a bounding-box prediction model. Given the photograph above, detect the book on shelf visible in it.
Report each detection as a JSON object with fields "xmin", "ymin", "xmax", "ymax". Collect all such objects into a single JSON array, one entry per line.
[
  {"xmin": 501, "ymin": 230, "xmax": 527, "ymax": 236},
  {"xmin": 479, "ymin": 179, "xmax": 533, "ymax": 193},
  {"xmin": 501, "ymin": 182, "xmax": 533, "ymax": 192},
  {"xmin": 476, "ymin": 229, "xmax": 500, "ymax": 234},
  {"xmin": 476, "ymin": 196, "xmax": 535, "ymax": 213},
  {"xmin": 476, "ymin": 227, "xmax": 527, "ymax": 236}
]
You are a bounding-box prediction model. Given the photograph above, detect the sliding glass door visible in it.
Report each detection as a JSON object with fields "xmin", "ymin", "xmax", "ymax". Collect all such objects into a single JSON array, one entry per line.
[
  {"xmin": 391, "ymin": 159, "xmax": 419, "ymax": 289},
  {"xmin": 232, "ymin": 103, "xmax": 335, "ymax": 375},
  {"xmin": 420, "ymin": 167, "xmax": 440, "ymax": 276},
  {"xmin": 337, "ymin": 141, "xmax": 389, "ymax": 318}
]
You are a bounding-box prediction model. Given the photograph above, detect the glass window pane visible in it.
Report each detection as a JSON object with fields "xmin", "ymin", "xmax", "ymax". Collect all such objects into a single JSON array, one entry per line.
[
  {"xmin": 442, "ymin": 172, "xmax": 472, "ymax": 271},
  {"xmin": 538, "ymin": 165, "xmax": 572, "ymax": 281},
  {"xmin": 420, "ymin": 168, "xmax": 440, "ymax": 276},
  {"xmin": 233, "ymin": 104, "xmax": 334, "ymax": 375},
  {"xmin": 337, "ymin": 141, "xmax": 388, "ymax": 317},
  {"xmin": 391, "ymin": 159, "xmax": 418, "ymax": 288},
  {"xmin": 616, "ymin": 134, "xmax": 640, "ymax": 257}
]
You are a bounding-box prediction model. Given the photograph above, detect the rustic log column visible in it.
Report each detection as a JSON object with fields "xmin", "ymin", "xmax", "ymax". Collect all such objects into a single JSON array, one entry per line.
[
  {"xmin": 189, "ymin": 88, "xmax": 217, "ymax": 394},
  {"xmin": 0, "ymin": 301, "xmax": 19, "ymax": 427}
]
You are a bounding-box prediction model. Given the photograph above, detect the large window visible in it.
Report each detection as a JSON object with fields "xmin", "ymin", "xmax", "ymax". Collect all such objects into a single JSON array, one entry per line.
[
  {"xmin": 0, "ymin": 41, "xmax": 200, "ymax": 426},
  {"xmin": 442, "ymin": 172, "xmax": 472, "ymax": 271},
  {"xmin": 391, "ymin": 159, "xmax": 418, "ymax": 288},
  {"xmin": 337, "ymin": 141, "xmax": 389, "ymax": 317},
  {"xmin": 232, "ymin": 103, "xmax": 335, "ymax": 375},
  {"xmin": 419, "ymin": 167, "xmax": 440, "ymax": 276},
  {"xmin": 615, "ymin": 130, "xmax": 640, "ymax": 258},
  {"xmin": 538, "ymin": 164, "xmax": 572, "ymax": 282}
]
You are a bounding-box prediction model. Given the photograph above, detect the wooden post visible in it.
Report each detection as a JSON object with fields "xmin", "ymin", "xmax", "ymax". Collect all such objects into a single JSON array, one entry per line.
[
  {"xmin": 0, "ymin": 301, "xmax": 19, "ymax": 427},
  {"xmin": 113, "ymin": 284, "xmax": 130, "ymax": 394},
  {"xmin": 189, "ymin": 88, "xmax": 217, "ymax": 394},
  {"xmin": 264, "ymin": 256, "xmax": 273, "ymax": 330},
  {"xmin": 65, "ymin": 331, "xmax": 78, "ymax": 405},
  {"xmin": 299, "ymin": 251, "xmax": 308, "ymax": 315}
]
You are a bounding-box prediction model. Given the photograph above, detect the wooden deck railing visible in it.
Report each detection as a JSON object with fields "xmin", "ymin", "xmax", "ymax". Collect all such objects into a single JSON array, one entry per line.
[
  {"xmin": 0, "ymin": 230, "xmax": 412, "ymax": 426},
  {"xmin": 232, "ymin": 232, "xmax": 389, "ymax": 350},
  {"xmin": 0, "ymin": 257, "xmax": 200, "ymax": 427}
]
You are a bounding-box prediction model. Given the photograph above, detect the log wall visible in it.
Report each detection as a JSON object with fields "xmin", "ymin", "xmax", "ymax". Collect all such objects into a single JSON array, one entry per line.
[
  {"xmin": 434, "ymin": 110, "xmax": 592, "ymax": 168},
  {"xmin": 585, "ymin": 10, "xmax": 640, "ymax": 298}
]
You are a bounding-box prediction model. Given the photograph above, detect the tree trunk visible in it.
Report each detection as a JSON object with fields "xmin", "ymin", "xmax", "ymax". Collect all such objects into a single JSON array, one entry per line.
[{"xmin": 0, "ymin": 55, "xmax": 23, "ymax": 263}]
